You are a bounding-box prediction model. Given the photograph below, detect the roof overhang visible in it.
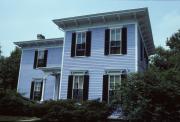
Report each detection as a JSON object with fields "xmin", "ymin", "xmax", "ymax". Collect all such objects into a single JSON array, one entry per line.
[
  {"xmin": 14, "ymin": 38, "xmax": 64, "ymax": 48},
  {"xmin": 53, "ymin": 8, "xmax": 154, "ymax": 55}
]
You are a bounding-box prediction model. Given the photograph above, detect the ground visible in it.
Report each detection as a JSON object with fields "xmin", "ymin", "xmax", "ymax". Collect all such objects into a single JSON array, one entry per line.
[{"xmin": 0, "ymin": 116, "xmax": 40, "ymax": 122}]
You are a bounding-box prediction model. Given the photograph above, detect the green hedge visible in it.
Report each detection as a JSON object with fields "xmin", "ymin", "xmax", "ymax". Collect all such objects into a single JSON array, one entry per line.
[
  {"xmin": 0, "ymin": 90, "xmax": 34, "ymax": 116},
  {"xmin": 0, "ymin": 91, "xmax": 112, "ymax": 122}
]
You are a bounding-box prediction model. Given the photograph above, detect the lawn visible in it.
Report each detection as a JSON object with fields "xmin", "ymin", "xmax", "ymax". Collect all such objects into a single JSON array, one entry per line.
[{"xmin": 0, "ymin": 116, "xmax": 40, "ymax": 122}]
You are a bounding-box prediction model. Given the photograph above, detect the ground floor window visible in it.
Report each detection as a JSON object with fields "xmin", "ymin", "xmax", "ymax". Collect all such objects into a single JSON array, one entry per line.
[
  {"xmin": 73, "ymin": 75, "xmax": 84, "ymax": 101},
  {"xmin": 108, "ymin": 75, "xmax": 121, "ymax": 103},
  {"xmin": 30, "ymin": 80, "xmax": 43, "ymax": 101}
]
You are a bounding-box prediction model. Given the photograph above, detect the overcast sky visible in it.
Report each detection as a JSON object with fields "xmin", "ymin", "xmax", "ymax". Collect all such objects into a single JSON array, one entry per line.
[{"xmin": 0, "ymin": 0, "xmax": 180, "ymax": 56}]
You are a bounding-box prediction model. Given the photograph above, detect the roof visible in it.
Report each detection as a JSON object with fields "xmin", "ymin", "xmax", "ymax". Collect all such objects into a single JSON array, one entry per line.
[
  {"xmin": 14, "ymin": 38, "xmax": 64, "ymax": 48},
  {"xmin": 53, "ymin": 7, "xmax": 155, "ymax": 55}
]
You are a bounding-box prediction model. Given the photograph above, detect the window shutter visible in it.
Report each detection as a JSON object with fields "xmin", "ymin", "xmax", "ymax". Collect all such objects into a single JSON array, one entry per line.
[
  {"xmin": 104, "ymin": 29, "xmax": 110, "ymax": 55},
  {"xmin": 102, "ymin": 75, "xmax": 108, "ymax": 102},
  {"xmin": 39, "ymin": 81, "xmax": 43, "ymax": 101},
  {"xmin": 71, "ymin": 33, "xmax": 76, "ymax": 57},
  {"xmin": 83, "ymin": 75, "xmax": 89, "ymax": 101},
  {"xmin": 44, "ymin": 50, "xmax": 48, "ymax": 67},
  {"xmin": 30, "ymin": 81, "xmax": 35, "ymax": 100},
  {"xmin": 122, "ymin": 27, "xmax": 127, "ymax": 54},
  {"xmin": 33, "ymin": 50, "xmax": 38, "ymax": 69},
  {"xmin": 121, "ymin": 74, "xmax": 127, "ymax": 84},
  {"xmin": 86, "ymin": 31, "xmax": 91, "ymax": 56},
  {"xmin": 67, "ymin": 75, "xmax": 73, "ymax": 99}
]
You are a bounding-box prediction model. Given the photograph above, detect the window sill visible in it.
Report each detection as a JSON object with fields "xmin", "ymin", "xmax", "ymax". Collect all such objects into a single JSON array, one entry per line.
[
  {"xmin": 107, "ymin": 54, "xmax": 125, "ymax": 56},
  {"xmin": 72, "ymin": 56, "xmax": 89, "ymax": 58}
]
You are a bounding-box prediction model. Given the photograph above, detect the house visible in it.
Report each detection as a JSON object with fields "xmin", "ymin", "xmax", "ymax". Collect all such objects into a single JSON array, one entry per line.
[{"xmin": 14, "ymin": 8, "xmax": 154, "ymax": 103}]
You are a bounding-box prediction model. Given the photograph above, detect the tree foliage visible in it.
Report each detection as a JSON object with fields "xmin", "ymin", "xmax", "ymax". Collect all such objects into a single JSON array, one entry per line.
[
  {"xmin": 120, "ymin": 29, "xmax": 180, "ymax": 121},
  {"xmin": 0, "ymin": 47, "xmax": 21, "ymax": 89}
]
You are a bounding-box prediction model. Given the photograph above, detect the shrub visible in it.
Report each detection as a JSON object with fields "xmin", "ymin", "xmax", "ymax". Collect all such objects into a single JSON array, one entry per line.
[
  {"xmin": 41, "ymin": 100, "xmax": 111, "ymax": 122},
  {"xmin": 0, "ymin": 90, "xmax": 34, "ymax": 116}
]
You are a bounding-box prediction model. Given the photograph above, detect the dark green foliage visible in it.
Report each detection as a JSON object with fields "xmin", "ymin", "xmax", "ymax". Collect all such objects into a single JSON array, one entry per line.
[
  {"xmin": 41, "ymin": 100, "xmax": 111, "ymax": 122},
  {"xmin": 0, "ymin": 90, "xmax": 34, "ymax": 116},
  {"xmin": 120, "ymin": 29, "xmax": 180, "ymax": 121},
  {"xmin": 0, "ymin": 47, "xmax": 21, "ymax": 90}
]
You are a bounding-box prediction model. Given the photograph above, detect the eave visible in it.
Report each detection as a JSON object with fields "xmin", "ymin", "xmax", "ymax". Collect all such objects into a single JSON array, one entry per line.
[
  {"xmin": 53, "ymin": 8, "xmax": 155, "ymax": 55},
  {"xmin": 14, "ymin": 38, "xmax": 64, "ymax": 48}
]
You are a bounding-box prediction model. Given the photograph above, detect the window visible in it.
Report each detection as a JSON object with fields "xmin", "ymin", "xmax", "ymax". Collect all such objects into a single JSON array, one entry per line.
[
  {"xmin": 34, "ymin": 50, "xmax": 48, "ymax": 68},
  {"xmin": 30, "ymin": 80, "xmax": 43, "ymax": 101},
  {"xmin": 72, "ymin": 75, "xmax": 84, "ymax": 101},
  {"xmin": 76, "ymin": 32, "xmax": 86, "ymax": 56},
  {"xmin": 71, "ymin": 31, "xmax": 91, "ymax": 57},
  {"xmin": 108, "ymin": 75, "xmax": 121, "ymax": 103},
  {"xmin": 110, "ymin": 28, "xmax": 122, "ymax": 54}
]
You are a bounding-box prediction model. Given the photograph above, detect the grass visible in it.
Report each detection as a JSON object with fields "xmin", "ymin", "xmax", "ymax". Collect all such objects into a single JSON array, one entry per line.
[{"xmin": 0, "ymin": 115, "xmax": 40, "ymax": 122}]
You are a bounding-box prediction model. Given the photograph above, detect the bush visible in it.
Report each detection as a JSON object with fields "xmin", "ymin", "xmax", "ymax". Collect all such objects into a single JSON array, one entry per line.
[
  {"xmin": 0, "ymin": 90, "xmax": 34, "ymax": 116},
  {"xmin": 41, "ymin": 100, "xmax": 111, "ymax": 122}
]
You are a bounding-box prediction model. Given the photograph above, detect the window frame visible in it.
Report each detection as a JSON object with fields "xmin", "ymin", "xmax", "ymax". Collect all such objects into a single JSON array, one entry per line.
[
  {"xmin": 32, "ymin": 80, "xmax": 42, "ymax": 101},
  {"xmin": 75, "ymin": 31, "xmax": 87, "ymax": 56},
  {"xmin": 36, "ymin": 49, "xmax": 46, "ymax": 68},
  {"xmin": 109, "ymin": 27, "xmax": 122, "ymax": 55},
  {"xmin": 108, "ymin": 74, "xmax": 122, "ymax": 103},
  {"xmin": 72, "ymin": 75, "xmax": 84, "ymax": 101}
]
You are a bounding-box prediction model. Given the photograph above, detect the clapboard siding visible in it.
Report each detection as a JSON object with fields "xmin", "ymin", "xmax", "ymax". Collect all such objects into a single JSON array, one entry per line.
[
  {"xmin": 17, "ymin": 47, "xmax": 62, "ymax": 100},
  {"xmin": 60, "ymin": 24, "xmax": 136, "ymax": 100}
]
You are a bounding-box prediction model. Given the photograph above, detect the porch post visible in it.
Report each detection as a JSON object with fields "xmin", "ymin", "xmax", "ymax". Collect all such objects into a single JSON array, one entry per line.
[{"xmin": 40, "ymin": 76, "xmax": 47, "ymax": 102}]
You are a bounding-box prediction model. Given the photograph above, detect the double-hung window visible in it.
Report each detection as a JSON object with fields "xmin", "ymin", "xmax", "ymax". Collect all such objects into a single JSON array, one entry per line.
[
  {"xmin": 71, "ymin": 31, "xmax": 91, "ymax": 57},
  {"xmin": 34, "ymin": 50, "xmax": 48, "ymax": 68},
  {"xmin": 76, "ymin": 32, "xmax": 86, "ymax": 56},
  {"xmin": 30, "ymin": 80, "xmax": 43, "ymax": 101},
  {"xmin": 109, "ymin": 75, "xmax": 121, "ymax": 103},
  {"xmin": 110, "ymin": 28, "xmax": 122, "ymax": 54},
  {"xmin": 73, "ymin": 75, "xmax": 84, "ymax": 101}
]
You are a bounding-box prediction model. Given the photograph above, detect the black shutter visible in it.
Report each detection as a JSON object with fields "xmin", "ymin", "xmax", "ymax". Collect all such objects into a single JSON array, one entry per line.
[
  {"xmin": 83, "ymin": 75, "xmax": 89, "ymax": 101},
  {"xmin": 39, "ymin": 81, "xmax": 43, "ymax": 101},
  {"xmin": 44, "ymin": 50, "xmax": 48, "ymax": 67},
  {"xmin": 121, "ymin": 74, "xmax": 127, "ymax": 84},
  {"xmin": 102, "ymin": 75, "xmax": 109, "ymax": 102},
  {"xmin": 104, "ymin": 29, "xmax": 110, "ymax": 55},
  {"xmin": 67, "ymin": 75, "xmax": 73, "ymax": 99},
  {"xmin": 33, "ymin": 50, "xmax": 38, "ymax": 69},
  {"xmin": 71, "ymin": 33, "xmax": 76, "ymax": 57},
  {"xmin": 86, "ymin": 31, "xmax": 91, "ymax": 56},
  {"xmin": 30, "ymin": 81, "xmax": 35, "ymax": 100},
  {"xmin": 122, "ymin": 27, "xmax": 127, "ymax": 54}
]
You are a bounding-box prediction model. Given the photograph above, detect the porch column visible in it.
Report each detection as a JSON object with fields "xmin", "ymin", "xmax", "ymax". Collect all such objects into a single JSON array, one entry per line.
[{"xmin": 40, "ymin": 76, "xmax": 47, "ymax": 102}]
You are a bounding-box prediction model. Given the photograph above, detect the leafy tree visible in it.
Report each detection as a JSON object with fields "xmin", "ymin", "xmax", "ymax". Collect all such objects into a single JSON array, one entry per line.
[
  {"xmin": 0, "ymin": 47, "xmax": 21, "ymax": 90},
  {"xmin": 119, "ymin": 29, "xmax": 180, "ymax": 121}
]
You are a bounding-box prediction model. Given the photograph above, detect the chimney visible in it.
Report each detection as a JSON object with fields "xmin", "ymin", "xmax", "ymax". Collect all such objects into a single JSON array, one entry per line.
[{"xmin": 37, "ymin": 34, "xmax": 45, "ymax": 40}]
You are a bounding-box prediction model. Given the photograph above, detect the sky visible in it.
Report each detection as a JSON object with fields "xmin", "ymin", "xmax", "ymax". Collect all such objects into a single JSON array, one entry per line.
[{"xmin": 0, "ymin": 0, "xmax": 180, "ymax": 56}]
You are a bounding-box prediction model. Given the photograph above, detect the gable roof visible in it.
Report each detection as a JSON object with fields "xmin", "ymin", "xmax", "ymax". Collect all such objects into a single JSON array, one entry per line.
[{"xmin": 53, "ymin": 8, "xmax": 154, "ymax": 55}]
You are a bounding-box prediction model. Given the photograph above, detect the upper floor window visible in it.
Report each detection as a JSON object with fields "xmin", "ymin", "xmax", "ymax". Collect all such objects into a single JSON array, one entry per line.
[
  {"xmin": 71, "ymin": 31, "xmax": 91, "ymax": 57},
  {"xmin": 33, "ymin": 50, "xmax": 48, "ymax": 69},
  {"xmin": 105, "ymin": 27, "xmax": 127, "ymax": 55},
  {"xmin": 76, "ymin": 32, "xmax": 86, "ymax": 56},
  {"xmin": 110, "ymin": 28, "xmax": 121, "ymax": 54}
]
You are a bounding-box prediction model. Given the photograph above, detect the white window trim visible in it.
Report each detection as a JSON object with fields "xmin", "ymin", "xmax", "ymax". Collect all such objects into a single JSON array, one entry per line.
[
  {"xmin": 108, "ymin": 74, "xmax": 121, "ymax": 103},
  {"xmin": 36, "ymin": 49, "xmax": 47, "ymax": 68},
  {"xmin": 75, "ymin": 31, "xmax": 87, "ymax": 56},
  {"xmin": 109, "ymin": 27, "xmax": 122, "ymax": 55},
  {"xmin": 72, "ymin": 75, "xmax": 84, "ymax": 100},
  {"xmin": 32, "ymin": 79, "xmax": 42, "ymax": 101}
]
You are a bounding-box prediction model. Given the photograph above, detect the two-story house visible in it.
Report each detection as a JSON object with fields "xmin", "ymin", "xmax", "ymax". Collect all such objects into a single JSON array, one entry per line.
[{"xmin": 15, "ymin": 8, "xmax": 154, "ymax": 103}]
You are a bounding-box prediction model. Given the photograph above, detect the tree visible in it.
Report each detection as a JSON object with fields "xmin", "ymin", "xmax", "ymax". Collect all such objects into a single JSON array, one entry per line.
[
  {"xmin": 0, "ymin": 47, "xmax": 21, "ymax": 90},
  {"xmin": 119, "ymin": 29, "xmax": 180, "ymax": 121}
]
